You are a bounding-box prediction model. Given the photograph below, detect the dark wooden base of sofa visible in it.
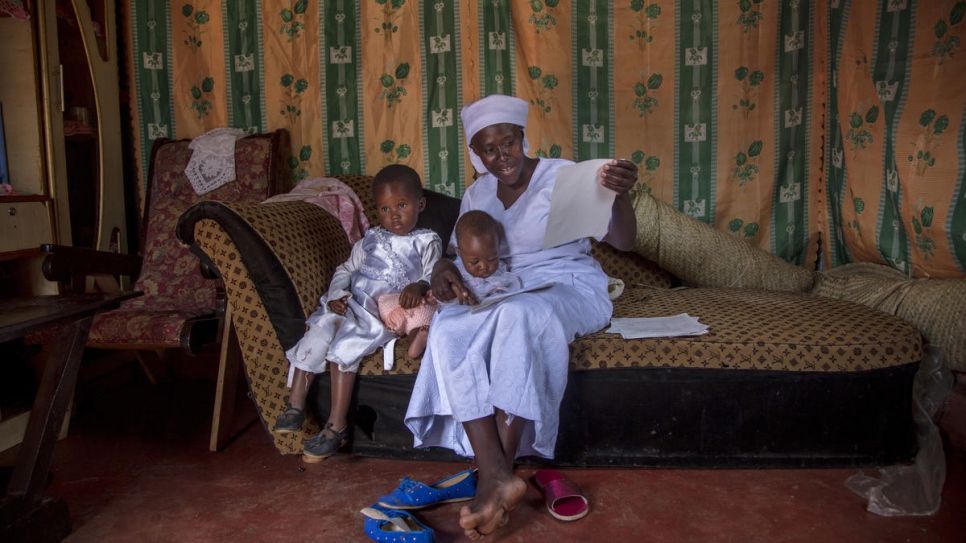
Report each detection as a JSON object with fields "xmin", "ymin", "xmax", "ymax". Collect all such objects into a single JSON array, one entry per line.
[
  {"xmin": 309, "ymin": 363, "xmax": 919, "ymax": 468},
  {"xmin": 308, "ymin": 374, "xmax": 467, "ymax": 464},
  {"xmin": 554, "ymin": 364, "xmax": 919, "ymax": 468}
]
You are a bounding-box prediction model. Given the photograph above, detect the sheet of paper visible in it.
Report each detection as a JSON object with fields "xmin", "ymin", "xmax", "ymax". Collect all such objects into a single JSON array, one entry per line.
[
  {"xmin": 543, "ymin": 159, "xmax": 615, "ymax": 249},
  {"xmin": 469, "ymin": 282, "xmax": 558, "ymax": 313},
  {"xmin": 605, "ymin": 314, "xmax": 709, "ymax": 339}
]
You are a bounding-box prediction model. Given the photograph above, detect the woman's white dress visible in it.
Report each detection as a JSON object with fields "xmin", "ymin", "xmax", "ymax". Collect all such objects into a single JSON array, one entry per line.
[
  {"xmin": 405, "ymin": 159, "xmax": 612, "ymax": 459},
  {"xmin": 286, "ymin": 226, "xmax": 441, "ymax": 374}
]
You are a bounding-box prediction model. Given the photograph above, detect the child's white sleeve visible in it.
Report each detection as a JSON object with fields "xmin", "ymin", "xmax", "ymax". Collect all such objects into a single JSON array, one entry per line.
[{"xmin": 326, "ymin": 238, "xmax": 366, "ymax": 300}]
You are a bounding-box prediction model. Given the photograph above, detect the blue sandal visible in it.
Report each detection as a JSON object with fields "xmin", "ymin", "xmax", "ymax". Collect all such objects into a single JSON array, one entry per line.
[
  {"xmin": 376, "ymin": 469, "xmax": 477, "ymax": 510},
  {"xmin": 361, "ymin": 506, "xmax": 435, "ymax": 543}
]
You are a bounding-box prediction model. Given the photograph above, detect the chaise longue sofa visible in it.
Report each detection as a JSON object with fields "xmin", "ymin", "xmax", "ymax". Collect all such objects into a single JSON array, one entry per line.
[{"xmin": 176, "ymin": 174, "xmax": 924, "ymax": 468}]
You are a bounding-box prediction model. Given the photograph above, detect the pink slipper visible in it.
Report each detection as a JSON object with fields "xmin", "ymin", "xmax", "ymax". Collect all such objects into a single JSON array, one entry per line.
[{"xmin": 533, "ymin": 469, "xmax": 589, "ymax": 521}]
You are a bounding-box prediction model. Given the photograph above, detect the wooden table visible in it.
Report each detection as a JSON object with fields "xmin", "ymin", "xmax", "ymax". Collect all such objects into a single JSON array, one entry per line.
[{"xmin": 0, "ymin": 292, "xmax": 139, "ymax": 543}]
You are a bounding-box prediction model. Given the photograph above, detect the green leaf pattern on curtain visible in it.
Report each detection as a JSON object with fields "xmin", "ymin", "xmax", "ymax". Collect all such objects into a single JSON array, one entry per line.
[
  {"xmin": 931, "ymin": 1, "xmax": 966, "ymax": 65},
  {"xmin": 188, "ymin": 76, "xmax": 216, "ymax": 120},
  {"xmin": 181, "ymin": 3, "xmax": 209, "ymax": 52},
  {"xmin": 280, "ymin": 0, "xmax": 309, "ymax": 41},
  {"xmin": 627, "ymin": 2, "xmax": 664, "ymax": 196},
  {"xmin": 271, "ymin": 0, "xmax": 315, "ymax": 183}
]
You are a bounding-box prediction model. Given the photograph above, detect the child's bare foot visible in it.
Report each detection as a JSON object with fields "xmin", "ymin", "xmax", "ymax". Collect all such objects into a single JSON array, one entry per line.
[
  {"xmin": 458, "ymin": 471, "xmax": 526, "ymax": 540},
  {"xmin": 407, "ymin": 326, "xmax": 429, "ymax": 359}
]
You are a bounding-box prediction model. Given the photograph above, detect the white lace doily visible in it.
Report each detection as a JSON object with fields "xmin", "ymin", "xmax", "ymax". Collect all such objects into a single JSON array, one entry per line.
[{"xmin": 184, "ymin": 127, "xmax": 248, "ymax": 195}]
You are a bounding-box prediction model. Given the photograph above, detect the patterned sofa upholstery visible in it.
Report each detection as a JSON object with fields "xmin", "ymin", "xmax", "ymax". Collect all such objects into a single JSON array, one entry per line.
[{"xmin": 177, "ymin": 174, "xmax": 923, "ymax": 467}]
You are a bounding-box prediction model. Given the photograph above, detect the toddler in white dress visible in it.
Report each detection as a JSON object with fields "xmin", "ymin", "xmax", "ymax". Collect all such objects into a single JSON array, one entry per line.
[{"xmin": 276, "ymin": 165, "xmax": 441, "ymax": 463}]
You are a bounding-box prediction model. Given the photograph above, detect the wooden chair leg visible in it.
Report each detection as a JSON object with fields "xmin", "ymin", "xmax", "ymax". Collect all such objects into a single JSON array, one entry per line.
[
  {"xmin": 133, "ymin": 350, "xmax": 170, "ymax": 385},
  {"xmin": 209, "ymin": 310, "xmax": 254, "ymax": 451}
]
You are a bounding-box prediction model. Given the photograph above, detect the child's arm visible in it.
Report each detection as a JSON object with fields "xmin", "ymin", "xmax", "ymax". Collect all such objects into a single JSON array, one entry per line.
[
  {"xmin": 325, "ymin": 237, "xmax": 367, "ymax": 306},
  {"xmin": 328, "ymin": 296, "xmax": 350, "ymax": 315}
]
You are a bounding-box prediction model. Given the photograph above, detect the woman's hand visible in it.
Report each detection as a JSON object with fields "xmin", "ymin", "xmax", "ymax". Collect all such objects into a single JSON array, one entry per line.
[
  {"xmin": 599, "ymin": 159, "xmax": 638, "ymax": 196},
  {"xmin": 431, "ymin": 259, "xmax": 479, "ymax": 305},
  {"xmin": 399, "ymin": 281, "xmax": 430, "ymax": 309},
  {"xmin": 600, "ymin": 159, "xmax": 639, "ymax": 251},
  {"xmin": 327, "ymin": 296, "xmax": 350, "ymax": 315}
]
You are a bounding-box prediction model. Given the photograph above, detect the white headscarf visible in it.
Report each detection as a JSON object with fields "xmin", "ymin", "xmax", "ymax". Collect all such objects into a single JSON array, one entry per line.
[{"xmin": 460, "ymin": 94, "xmax": 531, "ymax": 174}]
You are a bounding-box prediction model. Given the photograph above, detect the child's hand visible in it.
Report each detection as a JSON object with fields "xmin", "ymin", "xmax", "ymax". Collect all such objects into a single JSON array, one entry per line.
[
  {"xmin": 328, "ymin": 296, "xmax": 350, "ymax": 315},
  {"xmin": 399, "ymin": 281, "xmax": 430, "ymax": 309}
]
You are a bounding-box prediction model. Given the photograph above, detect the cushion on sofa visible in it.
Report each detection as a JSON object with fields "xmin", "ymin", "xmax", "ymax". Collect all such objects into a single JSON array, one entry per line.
[{"xmin": 632, "ymin": 189, "xmax": 815, "ymax": 292}]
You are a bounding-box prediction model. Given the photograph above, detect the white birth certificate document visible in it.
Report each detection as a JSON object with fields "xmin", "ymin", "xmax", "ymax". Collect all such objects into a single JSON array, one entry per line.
[{"xmin": 543, "ymin": 159, "xmax": 616, "ymax": 249}]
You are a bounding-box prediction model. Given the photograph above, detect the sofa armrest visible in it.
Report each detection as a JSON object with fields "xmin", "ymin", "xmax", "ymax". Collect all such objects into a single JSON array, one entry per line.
[
  {"xmin": 40, "ymin": 244, "xmax": 142, "ymax": 294},
  {"xmin": 178, "ymin": 199, "xmax": 352, "ymax": 350}
]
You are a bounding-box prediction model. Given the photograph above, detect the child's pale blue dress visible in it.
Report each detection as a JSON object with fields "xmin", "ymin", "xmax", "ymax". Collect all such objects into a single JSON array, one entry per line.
[
  {"xmin": 450, "ymin": 259, "xmax": 523, "ymax": 301},
  {"xmin": 286, "ymin": 226, "xmax": 441, "ymax": 375}
]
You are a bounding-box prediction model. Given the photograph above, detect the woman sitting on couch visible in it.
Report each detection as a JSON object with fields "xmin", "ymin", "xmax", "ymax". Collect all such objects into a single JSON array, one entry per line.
[{"xmin": 404, "ymin": 94, "xmax": 639, "ymax": 539}]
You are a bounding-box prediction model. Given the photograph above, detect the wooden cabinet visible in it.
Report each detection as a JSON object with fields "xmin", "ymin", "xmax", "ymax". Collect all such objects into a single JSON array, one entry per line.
[
  {"xmin": 0, "ymin": 0, "xmax": 128, "ymax": 296},
  {"xmin": 0, "ymin": 15, "xmax": 46, "ymax": 198},
  {"xmin": 0, "ymin": 200, "xmax": 53, "ymax": 254},
  {"xmin": 0, "ymin": 8, "xmax": 56, "ymax": 297}
]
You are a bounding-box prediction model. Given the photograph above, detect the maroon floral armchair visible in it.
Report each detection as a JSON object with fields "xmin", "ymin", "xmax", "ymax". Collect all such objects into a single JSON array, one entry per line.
[{"xmin": 36, "ymin": 130, "xmax": 289, "ymax": 442}]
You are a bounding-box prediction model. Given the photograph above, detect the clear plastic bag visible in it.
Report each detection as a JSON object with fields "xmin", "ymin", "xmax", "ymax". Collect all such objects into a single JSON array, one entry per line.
[{"xmin": 845, "ymin": 345, "xmax": 954, "ymax": 516}]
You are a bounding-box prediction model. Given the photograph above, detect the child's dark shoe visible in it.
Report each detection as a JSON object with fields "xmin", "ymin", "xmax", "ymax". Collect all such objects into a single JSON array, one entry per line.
[
  {"xmin": 301, "ymin": 423, "xmax": 349, "ymax": 463},
  {"xmin": 272, "ymin": 403, "xmax": 305, "ymax": 434}
]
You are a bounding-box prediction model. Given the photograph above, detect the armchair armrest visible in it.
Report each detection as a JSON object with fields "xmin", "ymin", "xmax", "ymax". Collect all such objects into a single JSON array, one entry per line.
[{"xmin": 40, "ymin": 244, "xmax": 142, "ymax": 294}]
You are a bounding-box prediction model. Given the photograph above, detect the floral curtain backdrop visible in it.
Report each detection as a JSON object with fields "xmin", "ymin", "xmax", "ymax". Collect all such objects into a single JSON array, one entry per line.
[{"xmin": 123, "ymin": 0, "xmax": 966, "ymax": 279}]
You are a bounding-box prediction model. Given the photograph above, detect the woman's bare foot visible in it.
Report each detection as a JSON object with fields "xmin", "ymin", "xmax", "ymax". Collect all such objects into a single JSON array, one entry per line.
[
  {"xmin": 407, "ymin": 326, "xmax": 429, "ymax": 358},
  {"xmin": 458, "ymin": 470, "xmax": 527, "ymax": 540}
]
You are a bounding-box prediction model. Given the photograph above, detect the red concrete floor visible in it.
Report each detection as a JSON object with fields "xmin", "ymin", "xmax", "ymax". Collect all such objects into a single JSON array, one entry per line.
[{"xmin": 13, "ymin": 374, "xmax": 966, "ymax": 543}]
